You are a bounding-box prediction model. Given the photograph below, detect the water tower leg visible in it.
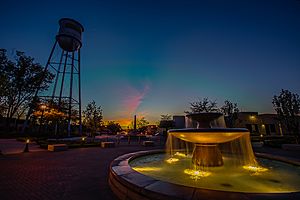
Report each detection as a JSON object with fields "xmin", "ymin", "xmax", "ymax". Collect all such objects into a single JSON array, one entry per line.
[
  {"xmin": 51, "ymin": 50, "xmax": 65, "ymax": 99},
  {"xmin": 78, "ymin": 49, "xmax": 82, "ymax": 136},
  {"xmin": 22, "ymin": 40, "xmax": 58, "ymax": 134},
  {"xmin": 67, "ymin": 52, "xmax": 75, "ymax": 137}
]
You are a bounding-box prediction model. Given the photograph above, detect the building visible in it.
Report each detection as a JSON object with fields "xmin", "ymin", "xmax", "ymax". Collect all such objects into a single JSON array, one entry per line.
[
  {"xmin": 234, "ymin": 112, "xmax": 283, "ymax": 136},
  {"xmin": 173, "ymin": 116, "xmax": 185, "ymax": 129}
]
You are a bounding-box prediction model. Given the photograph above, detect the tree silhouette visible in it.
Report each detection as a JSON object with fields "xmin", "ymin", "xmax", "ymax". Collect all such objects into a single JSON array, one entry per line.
[
  {"xmin": 220, "ymin": 100, "xmax": 239, "ymax": 128},
  {"xmin": 273, "ymin": 89, "xmax": 300, "ymax": 143},
  {"xmin": 0, "ymin": 49, "xmax": 54, "ymax": 130},
  {"xmin": 185, "ymin": 97, "xmax": 219, "ymax": 114},
  {"xmin": 83, "ymin": 100, "xmax": 103, "ymax": 136},
  {"xmin": 106, "ymin": 121, "xmax": 122, "ymax": 134}
]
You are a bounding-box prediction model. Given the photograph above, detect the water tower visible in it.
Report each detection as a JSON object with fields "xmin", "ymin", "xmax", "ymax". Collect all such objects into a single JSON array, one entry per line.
[{"xmin": 23, "ymin": 18, "xmax": 84, "ymax": 136}]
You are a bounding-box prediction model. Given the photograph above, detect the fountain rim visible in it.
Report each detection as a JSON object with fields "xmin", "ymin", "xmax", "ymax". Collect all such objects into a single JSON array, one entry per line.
[
  {"xmin": 109, "ymin": 150, "xmax": 300, "ymax": 200},
  {"xmin": 168, "ymin": 128, "xmax": 249, "ymax": 133}
]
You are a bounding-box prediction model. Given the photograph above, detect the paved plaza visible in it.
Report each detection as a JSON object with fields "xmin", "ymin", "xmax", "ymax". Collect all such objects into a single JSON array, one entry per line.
[
  {"xmin": 0, "ymin": 139, "xmax": 299, "ymax": 200},
  {"xmin": 0, "ymin": 140, "xmax": 163, "ymax": 200}
]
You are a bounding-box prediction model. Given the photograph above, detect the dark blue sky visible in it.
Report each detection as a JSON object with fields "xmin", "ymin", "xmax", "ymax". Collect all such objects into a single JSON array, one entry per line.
[{"xmin": 1, "ymin": 0, "xmax": 300, "ymax": 125}]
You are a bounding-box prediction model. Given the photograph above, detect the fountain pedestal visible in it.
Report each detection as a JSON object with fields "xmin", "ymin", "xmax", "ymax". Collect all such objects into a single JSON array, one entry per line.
[{"xmin": 192, "ymin": 144, "xmax": 223, "ymax": 167}]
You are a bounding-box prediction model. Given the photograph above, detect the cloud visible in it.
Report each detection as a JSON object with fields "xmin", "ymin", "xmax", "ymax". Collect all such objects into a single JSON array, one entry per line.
[
  {"xmin": 121, "ymin": 84, "xmax": 150, "ymax": 115},
  {"xmin": 107, "ymin": 83, "xmax": 150, "ymax": 126}
]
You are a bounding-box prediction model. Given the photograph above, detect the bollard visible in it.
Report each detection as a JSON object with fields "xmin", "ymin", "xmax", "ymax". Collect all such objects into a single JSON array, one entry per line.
[
  {"xmin": 128, "ymin": 135, "xmax": 131, "ymax": 144},
  {"xmin": 23, "ymin": 139, "xmax": 30, "ymax": 152},
  {"xmin": 81, "ymin": 137, "xmax": 86, "ymax": 146}
]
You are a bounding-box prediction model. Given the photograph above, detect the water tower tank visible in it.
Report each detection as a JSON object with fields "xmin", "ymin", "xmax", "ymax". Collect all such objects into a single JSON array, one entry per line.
[{"xmin": 56, "ymin": 18, "xmax": 84, "ymax": 52}]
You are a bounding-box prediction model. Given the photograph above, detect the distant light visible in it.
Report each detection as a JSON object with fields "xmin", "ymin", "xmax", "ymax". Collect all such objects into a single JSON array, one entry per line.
[
  {"xmin": 261, "ymin": 124, "xmax": 265, "ymax": 127},
  {"xmin": 260, "ymin": 134, "xmax": 263, "ymax": 138},
  {"xmin": 250, "ymin": 115, "xmax": 256, "ymax": 120},
  {"xmin": 26, "ymin": 139, "xmax": 30, "ymax": 143},
  {"xmin": 40, "ymin": 104, "xmax": 47, "ymax": 109},
  {"xmin": 82, "ymin": 137, "xmax": 86, "ymax": 141}
]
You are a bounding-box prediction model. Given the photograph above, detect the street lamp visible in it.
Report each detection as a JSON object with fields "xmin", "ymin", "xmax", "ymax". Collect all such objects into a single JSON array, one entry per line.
[{"xmin": 39, "ymin": 104, "xmax": 47, "ymax": 134}]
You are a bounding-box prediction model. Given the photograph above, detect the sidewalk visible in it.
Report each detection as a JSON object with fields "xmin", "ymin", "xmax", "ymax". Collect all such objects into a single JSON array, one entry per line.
[{"xmin": 0, "ymin": 139, "xmax": 46, "ymax": 155}]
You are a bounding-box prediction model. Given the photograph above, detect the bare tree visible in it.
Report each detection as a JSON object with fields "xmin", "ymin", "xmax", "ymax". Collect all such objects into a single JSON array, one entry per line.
[
  {"xmin": 220, "ymin": 100, "xmax": 239, "ymax": 128},
  {"xmin": 185, "ymin": 97, "xmax": 219, "ymax": 114},
  {"xmin": 273, "ymin": 89, "xmax": 300, "ymax": 143},
  {"xmin": 160, "ymin": 114, "xmax": 172, "ymax": 121}
]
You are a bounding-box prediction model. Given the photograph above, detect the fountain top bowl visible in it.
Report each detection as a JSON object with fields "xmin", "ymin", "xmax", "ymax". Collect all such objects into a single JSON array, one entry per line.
[{"xmin": 168, "ymin": 128, "xmax": 249, "ymax": 144}]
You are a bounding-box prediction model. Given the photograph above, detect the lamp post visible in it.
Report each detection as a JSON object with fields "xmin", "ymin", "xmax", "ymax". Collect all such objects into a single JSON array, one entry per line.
[{"xmin": 39, "ymin": 104, "xmax": 47, "ymax": 134}]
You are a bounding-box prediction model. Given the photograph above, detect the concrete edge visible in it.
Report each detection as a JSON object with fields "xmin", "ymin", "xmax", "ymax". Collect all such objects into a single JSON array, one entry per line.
[{"xmin": 109, "ymin": 150, "xmax": 300, "ymax": 200}]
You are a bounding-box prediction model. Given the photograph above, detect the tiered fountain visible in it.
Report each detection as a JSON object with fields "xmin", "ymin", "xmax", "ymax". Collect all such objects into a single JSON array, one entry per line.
[{"xmin": 109, "ymin": 113, "xmax": 300, "ymax": 200}]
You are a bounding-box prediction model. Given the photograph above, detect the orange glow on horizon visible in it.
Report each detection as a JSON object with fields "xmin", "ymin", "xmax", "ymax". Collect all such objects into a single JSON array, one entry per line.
[{"xmin": 104, "ymin": 115, "xmax": 155, "ymax": 128}]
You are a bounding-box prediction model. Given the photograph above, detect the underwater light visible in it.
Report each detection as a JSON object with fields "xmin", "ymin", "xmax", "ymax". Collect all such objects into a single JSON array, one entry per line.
[
  {"xmin": 243, "ymin": 165, "xmax": 268, "ymax": 173},
  {"xmin": 132, "ymin": 167, "xmax": 161, "ymax": 172},
  {"xmin": 165, "ymin": 158, "xmax": 179, "ymax": 164},
  {"xmin": 184, "ymin": 169, "xmax": 211, "ymax": 180},
  {"xmin": 174, "ymin": 152, "xmax": 187, "ymax": 157}
]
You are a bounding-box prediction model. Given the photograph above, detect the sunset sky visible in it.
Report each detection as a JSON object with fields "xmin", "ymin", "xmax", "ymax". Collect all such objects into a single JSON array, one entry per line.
[{"xmin": 1, "ymin": 0, "xmax": 300, "ymax": 126}]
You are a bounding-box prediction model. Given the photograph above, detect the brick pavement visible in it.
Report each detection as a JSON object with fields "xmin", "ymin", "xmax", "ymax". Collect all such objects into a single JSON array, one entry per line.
[
  {"xmin": 0, "ymin": 144, "xmax": 164, "ymax": 200},
  {"xmin": 0, "ymin": 139, "xmax": 46, "ymax": 155},
  {"xmin": 1, "ymin": 142, "xmax": 299, "ymax": 200}
]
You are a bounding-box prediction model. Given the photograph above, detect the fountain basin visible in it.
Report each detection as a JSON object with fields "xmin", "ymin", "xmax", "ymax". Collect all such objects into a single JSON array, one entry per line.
[
  {"xmin": 109, "ymin": 150, "xmax": 300, "ymax": 200},
  {"xmin": 168, "ymin": 128, "xmax": 250, "ymax": 167},
  {"xmin": 169, "ymin": 128, "xmax": 248, "ymax": 144}
]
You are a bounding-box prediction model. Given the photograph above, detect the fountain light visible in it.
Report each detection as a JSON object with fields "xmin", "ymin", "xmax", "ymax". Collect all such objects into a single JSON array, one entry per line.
[
  {"xmin": 132, "ymin": 167, "xmax": 161, "ymax": 172},
  {"xmin": 184, "ymin": 169, "xmax": 211, "ymax": 180},
  {"xmin": 174, "ymin": 152, "xmax": 187, "ymax": 157},
  {"xmin": 243, "ymin": 165, "xmax": 268, "ymax": 173},
  {"xmin": 165, "ymin": 158, "xmax": 179, "ymax": 164}
]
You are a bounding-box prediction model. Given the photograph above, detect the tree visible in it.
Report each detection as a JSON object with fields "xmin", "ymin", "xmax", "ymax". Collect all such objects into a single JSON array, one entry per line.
[
  {"xmin": 31, "ymin": 99, "xmax": 78, "ymax": 135},
  {"xmin": 0, "ymin": 49, "xmax": 54, "ymax": 130},
  {"xmin": 83, "ymin": 100, "xmax": 103, "ymax": 136},
  {"xmin": 137, "ymin": 117, "xmax": 149, "ymax": 129},
  {"xmin": 272, "ymin": 89, "xmax": 300, "ymax": 142},
  {"xmin": 220, "ymin": 100, "xmax": 239, "ymax": 128},
  {"xmin": 106, "ymin": 121, "xmax": 122, "ymax": 134},
  {"xmin": 0, "ymin": 49, "xmax": 12, "ymax": 117},
  {"xmin": 129, "ymin": 117, "xmax": 149, "ymax": 133},
  {"xmin": 185, "ymin": 97, "xmax": 219, "ymax": 114},
  {"xmin": 160, "ymin": 114, "xmax": 172, "ymax": 121},
  {"xmin": 159, "ymin": 114, "xmax": 175, "ymax": 136}
]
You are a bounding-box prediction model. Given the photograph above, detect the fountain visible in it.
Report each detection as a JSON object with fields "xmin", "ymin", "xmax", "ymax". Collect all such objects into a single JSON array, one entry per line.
[
  {"xmin": 109, "ymin": 113, "xmax": 300, "ymax": 200},
  {"xmin": 166, "ymin": 113, "xmax": 257, "ymax": 169}
]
